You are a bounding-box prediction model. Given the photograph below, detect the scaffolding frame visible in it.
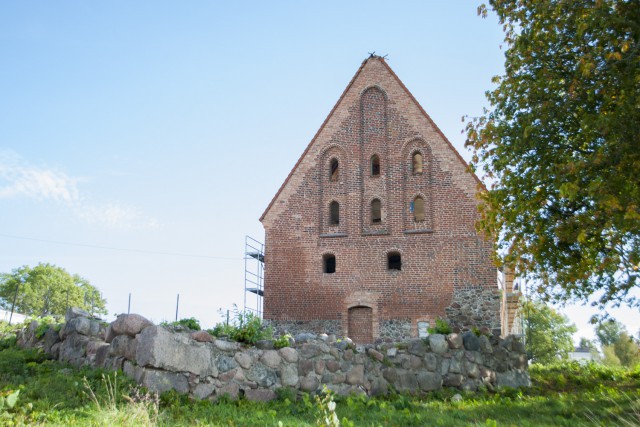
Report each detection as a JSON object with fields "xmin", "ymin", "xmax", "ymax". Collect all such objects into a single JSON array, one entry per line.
[
  {"xmin": 244, "ymin": 235, "xmax": 264, "ymax": 317},
  {"xmin": 499, "ymin": 266, "xmax": 523, "ymax": 337}
]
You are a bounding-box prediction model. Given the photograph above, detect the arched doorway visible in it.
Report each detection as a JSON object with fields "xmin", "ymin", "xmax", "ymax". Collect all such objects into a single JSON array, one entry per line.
[{"xmin": 348, "ymin": 306, "xmax": 373, "ymax": 343}]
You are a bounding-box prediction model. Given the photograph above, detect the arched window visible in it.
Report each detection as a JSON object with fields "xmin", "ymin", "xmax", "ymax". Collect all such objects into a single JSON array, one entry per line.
[
  {"xmin": 370, "ymin": 155, "xmax": 380, "ymax": 176},
  {"xmin": 329, "ymin": 201, "xmax": 340, "ymax": 225},
  {"xmin": 412, "ymin": 152, "xmax": 423, "ymax": 175},
  {"xmin": 330, "ymin": 158, "xmax": 339, "ymax": 181},
  {"xmin": 388, "ymin": 252, "xmax": 402, "ymax": 271},
  {"xmin": 413, "ymin": 196, "xmax": 425, "ymax": 222},
  {"xmin": 323, "ymin": 254, "xmax": 336, "ymax": 273},
  {"xmin": 371, "ymin": 199, "xmax": 381, "ymax": 223}
]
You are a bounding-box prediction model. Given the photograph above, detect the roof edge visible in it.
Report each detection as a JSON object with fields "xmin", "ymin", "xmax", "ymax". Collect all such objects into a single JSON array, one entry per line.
[
  {"xmin": 377, "ymin": 59, "xmax": 486, "ymax": 190},
  {"xmin": 260, "ymin": 56, "xmax": 487, "ymax": 223},
  {"xmin": 259, "ymin": 57, "xmax": 372, "ymax": 222}
]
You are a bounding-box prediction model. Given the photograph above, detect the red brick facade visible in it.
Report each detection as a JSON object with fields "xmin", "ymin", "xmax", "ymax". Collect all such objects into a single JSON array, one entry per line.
[{"xmin": 260, "ymin": 57, "xmax": 500, "ymax": 343}]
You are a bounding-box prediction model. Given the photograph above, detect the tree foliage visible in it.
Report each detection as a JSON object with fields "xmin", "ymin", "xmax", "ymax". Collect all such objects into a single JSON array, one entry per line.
[
  {"xmin": 595, "ymin": 319, "xmax": 626, "ymax": 346},
  {"xmin": 0, "ymin": 263, "xmax": 107, "ymax": 318},
  {"xmin": 466, "ymin": 1, "xmax": 640, "ymax": 311},
  {"xmin": 521, "ymin": 300, "xmax": 577, "ymax": 364},
  {"xmin": 595, "ymin": 319, "xmax": 640, "ymax": 367}
]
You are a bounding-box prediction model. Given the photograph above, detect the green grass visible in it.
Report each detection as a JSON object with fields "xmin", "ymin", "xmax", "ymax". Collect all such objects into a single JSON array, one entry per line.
[{"xmin": 1, "ymin": 338, "xmax": 639, "ymax": 426}]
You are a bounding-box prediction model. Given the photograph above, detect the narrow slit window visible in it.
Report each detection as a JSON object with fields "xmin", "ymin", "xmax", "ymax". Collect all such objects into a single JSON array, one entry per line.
[
  {"xmin": 371, "ymin": 199, "xmax": 381, "ymax": 223},
  {"xmin": 323, "ymin": 254, "xmax": 336, "ymax": 273},
  {"xmin": 371, "ymin": 155, "xmax": 380, "ymax": 176},
  {"xmin": 330, "ymin": 158, "xmax": 339, "ymax": 181},
  {"xmin": 388, "ymin": 252, "xmax": 402, "ymax": 271},
  {"xmin": 412, "ymin": 152, "xmax": 423, "ymax": 175},
  {"xmin": 329, "ymin": 201, "xmax": 340, "ymax": 225},
  {"xmin": 414, "ymin": 196, "xmax": 425, "ymax": 222}
]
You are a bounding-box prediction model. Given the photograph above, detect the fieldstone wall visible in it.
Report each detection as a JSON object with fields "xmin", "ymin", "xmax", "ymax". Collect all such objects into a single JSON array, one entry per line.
[
  {"xmin": 378, "ymin": 319, "xmax": 412, "ymax": 340},
  {"xmin": 266, "ymin": 319, "xmax": 341, "ymax": 337},
  {"xmin": 17, "ymin": 308, "xmax": 530, "ymax": 402},
  {"xmin": 446, "ymin": 287, "xmax": 502, "ymax": 334}
]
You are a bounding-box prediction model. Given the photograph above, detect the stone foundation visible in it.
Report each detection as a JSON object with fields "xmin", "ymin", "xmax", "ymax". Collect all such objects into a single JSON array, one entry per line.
[{"xmin": 17, "ymin": 308, "xmax": 530, "ymax": 402}]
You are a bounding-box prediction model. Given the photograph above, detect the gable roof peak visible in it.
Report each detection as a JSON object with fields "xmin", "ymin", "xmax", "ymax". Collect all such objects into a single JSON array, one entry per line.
[{"xmin": 260, "ymin": 57, "xmax": 482, "ymax": 223}]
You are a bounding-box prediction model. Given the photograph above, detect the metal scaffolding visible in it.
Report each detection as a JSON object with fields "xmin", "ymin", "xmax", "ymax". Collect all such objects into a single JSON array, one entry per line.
[
  {"xmin": 499, "ymin": 266, "xmax": 523, "ymax": 337},
  {"xmin": 244, "ymin": 235, "xmax": 264, "ymax": 317}
]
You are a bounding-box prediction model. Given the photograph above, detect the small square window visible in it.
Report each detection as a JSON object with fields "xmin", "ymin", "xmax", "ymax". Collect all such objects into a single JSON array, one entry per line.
[{"xmin": 388, "ymin": 252, "xmax": 401, "ymax": 271}]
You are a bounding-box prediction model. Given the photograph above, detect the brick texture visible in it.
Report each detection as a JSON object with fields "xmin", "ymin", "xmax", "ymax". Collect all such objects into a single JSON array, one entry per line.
[{"xmin": 260, "ymin": 56, "xmax": 500, "ymax": 343}]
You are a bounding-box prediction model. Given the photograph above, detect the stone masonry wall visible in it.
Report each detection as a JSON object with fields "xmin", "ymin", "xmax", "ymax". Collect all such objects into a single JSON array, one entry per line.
[{"xmin": 17, "ymin": 309, "xmax": 530, "ymax": 402}]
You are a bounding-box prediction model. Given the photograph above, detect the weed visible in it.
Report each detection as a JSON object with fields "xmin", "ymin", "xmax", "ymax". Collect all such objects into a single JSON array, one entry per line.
[
  {"xmin": 83, "ymin": 372, "xmax": 159, "ymax": 426},
  {"xmin": 274, "ymin": 333, "xmax": 293, "ymax": 349},
  {"xmin": 427, "ymin": 318, "xmax": 452, "ymax": 335},
  {"xmin": 209, "ymin": 306, "xmax": 273, "ymax": 345},
  {"xmin": 160, "ymin": 317, "xmax": 201, "ymax": 331},
  {"xmin": 316, "ymin": 386, "xmax": 341, "ymax": 427}
]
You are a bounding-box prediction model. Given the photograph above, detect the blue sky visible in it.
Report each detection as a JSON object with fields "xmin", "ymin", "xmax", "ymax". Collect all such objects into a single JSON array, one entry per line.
[{"xmin": 1, "ymin": 1, "xmax": 635, "ymax": 339}]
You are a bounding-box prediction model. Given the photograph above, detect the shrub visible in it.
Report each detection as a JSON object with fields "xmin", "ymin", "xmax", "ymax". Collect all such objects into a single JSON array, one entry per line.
[
  {"xmin": 208, "ymin": 308, "xmax": 272, "ymax": 345},
  {"xmin": 274, "ymin": 334, "xmax": 292, "ymax": 349},
  {"xmin": 34, "ymin": 316, "xmax": 60, "ymax": 339},
  {"xmin": 428, "ymin": 318, "xmax": 452, "ymax": 335},
  {"xmin": 229, "ymin": 310, "xmax": 272, "ymax": 344},
  {"xmin": 161, "ymin": 317, "xmax": 201, "ymax": 331}
]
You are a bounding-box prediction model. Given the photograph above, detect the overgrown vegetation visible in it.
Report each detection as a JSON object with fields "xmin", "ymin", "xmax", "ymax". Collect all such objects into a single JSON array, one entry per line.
[
  {"xmin": 208, "ymin": 306, "xmax": 273, "ymax": 345},
  {"xmin": 2, "ymin": 330, "xmax": 640, "ymax": 426},
  {"xmin": 274, "ymin": 333, "xmax": 292, "ymax": 349},
  {"xmin": 161, "ymin": 317, "xmax": 201, "ymax": 331},
  {"xmin": 427, "ymin": 318, "xmax": 452, "ymax": 335}
]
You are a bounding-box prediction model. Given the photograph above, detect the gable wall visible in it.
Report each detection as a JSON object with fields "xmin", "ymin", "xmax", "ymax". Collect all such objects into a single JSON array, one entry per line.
[{"xmin": 262, "ymin": 58, "xmax": 500, "ymax": 340}]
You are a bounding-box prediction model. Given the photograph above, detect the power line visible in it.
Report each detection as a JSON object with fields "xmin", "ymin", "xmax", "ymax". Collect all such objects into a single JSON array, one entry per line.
[{"xmin": 0, "ymin": 233, "xmax": 241, "ymax": 260}]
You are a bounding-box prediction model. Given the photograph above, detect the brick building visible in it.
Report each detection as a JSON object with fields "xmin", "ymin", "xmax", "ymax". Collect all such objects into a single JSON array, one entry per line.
[{"xmin": 260, "ymin": 56, "xmax": 500, "ymax": 343}]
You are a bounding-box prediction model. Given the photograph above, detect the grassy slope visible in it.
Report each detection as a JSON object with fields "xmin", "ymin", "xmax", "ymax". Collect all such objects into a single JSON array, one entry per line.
[{"xmin": 0, "ymin": 338, "xmax": 639, "ymax": 426}]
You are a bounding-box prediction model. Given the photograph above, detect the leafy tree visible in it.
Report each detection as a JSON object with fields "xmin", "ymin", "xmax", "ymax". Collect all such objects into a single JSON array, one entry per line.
[
  {"xmin": 595, "ymin": 319, "xmax": 640, "ymax": 367},
  {"xmin": 601, "ymin": 345, "xmax": 621, "ymax": 367},
  {"xmin": 610, "ymin": 331, "xmax": 640, "ymax": 367},
  {"xmin": 595, "ymin": 319, "xmax": 626, "ymax": 346},
  {"xmin": 466, "ymin": 1, "xmax": 640, "ymax": 312},
  {"xmin": 0, "ymin": 263, "xmax": 106, "ymax": 318},
  {"xmin": 521, "ymin": 300, "xmax": 577, "ymax": 364},
  {"xmin": 578, "ymin": 337, "xmax": 594, "ymax": 350}
]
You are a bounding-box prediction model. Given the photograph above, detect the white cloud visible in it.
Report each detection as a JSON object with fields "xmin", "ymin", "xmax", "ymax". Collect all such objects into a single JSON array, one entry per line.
[
  {"xmin": 0, "ymin": 150, "xmax": 159, "ymax": 229},
  {"xmin": 76, "ymin": 203, "xmax": 160, "ymax": 230},
  {"xmin": 0, "ymin": 151, "xmax": 79, "ymax": 202}
]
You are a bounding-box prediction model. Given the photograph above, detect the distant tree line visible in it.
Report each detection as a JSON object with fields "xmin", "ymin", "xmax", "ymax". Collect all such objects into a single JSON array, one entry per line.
[{"xmin": 0, "ymin": 263, "xmax": 107, "ymax": 319}]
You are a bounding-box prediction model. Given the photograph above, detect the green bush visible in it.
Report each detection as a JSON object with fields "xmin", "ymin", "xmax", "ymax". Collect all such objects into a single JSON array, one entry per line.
[
  {"xmin": 34, "ymin": 316, "xmax": 60, "ymax": 339},
  {"xmin": 161, "ymin": 317, "xmax": 201, "ymax": 331},
  {"xmin": 208, "ymin": 322, "xmax": 235, "ymax": 338},
  {"xmin": 209, "ymin": 307, "xmax": 272, "ymax": 345},
  {"xmin": 428, "ymin": 318, "xmax": 452, "ymax": 335},
  {"xmin": 229, "ymin": 311, "xmax": 272, "ymax": 344},
  {"xmin": 274, "ymin": 334, "xmax": 292, "ymax": 349}
]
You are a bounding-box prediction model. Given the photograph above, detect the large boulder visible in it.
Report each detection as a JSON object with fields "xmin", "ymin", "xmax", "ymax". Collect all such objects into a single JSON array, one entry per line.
[
  {"xmin": 140, "ymin": 368, "xmax": 189, "ymax": 394},
  {"xmin": 58, "ymin": 332, "xmax": 90, "ymax": 364},
  {"xmin": 496, "ymin": 370, "xmax": 531, "ymax": 388},
  {"xmin": 110, "ymin": 335, "xmax": 137, "ymax": 361},
  {"xmin": 136, "ymin": 326, "xmax": 217, "ymax": 377},
  {"xmin": 428, "ymin": 334, "xmax": 448, "ymax": 354},
  {"xmin": 65, "ymin": 307, "xmax": 91, "ymax": 322},
  {"xmin": 106, "ymin": 314, "xmax": 153, "ymax": 342},
  {"xmin": 61, "ymin": 317, "xmax": 91, "ymax": 338},
  {"xmin": 417, "ymin": 371, "xmax": 442, "ymax": 391}
]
